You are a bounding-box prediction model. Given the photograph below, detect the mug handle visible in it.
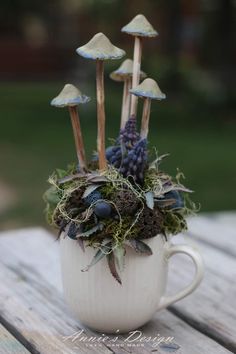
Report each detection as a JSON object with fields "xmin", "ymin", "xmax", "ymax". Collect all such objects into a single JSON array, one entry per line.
[{"xmin": 157, "ymin": 244, "xmax": 204, "ymax": 311}]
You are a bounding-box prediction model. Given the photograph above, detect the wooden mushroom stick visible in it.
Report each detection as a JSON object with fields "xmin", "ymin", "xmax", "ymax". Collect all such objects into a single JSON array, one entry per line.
[
  {"xmin": 130, "ymin": 78, "xmax": 166, "ymax": 140},
  {"xmin": 130, "ymin": 36, "xmax": 142, "ymax": 117},
  {"xmin": 68, "ymin": 106, "xmax": 87, "ymax": 171},
  {"xmin": 50, "ymin": 84, "xmax": 90, "ymax": 173},
  {"xmin": 96, "ymin": 60, "xmax": 107, "ymax": 170},
  {"xmin": 121, "ymin": 76, "xmax": 132, "ymax": 129},
  {"xmin": 76, "ymin": 32, "xmax": 125, "ymax": 171},
  {"xmin": 140, "ymin": 98, "xmax": 151, "ymax": 139},
  {"xmin": 122, "ymin": 14, "xmax": 158, "ymax": 118},
  {"xmin": 110, "ymin": 59, "xmax": 146, "ymax": 130}
]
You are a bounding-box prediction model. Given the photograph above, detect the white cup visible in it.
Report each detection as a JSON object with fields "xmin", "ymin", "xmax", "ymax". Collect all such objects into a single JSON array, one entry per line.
[{"xmin": 60, "ymin": 234, "xmax": 204, "ymax": 333}]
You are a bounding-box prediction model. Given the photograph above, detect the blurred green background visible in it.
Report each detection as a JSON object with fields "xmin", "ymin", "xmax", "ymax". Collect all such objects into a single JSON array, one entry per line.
[{"xmin": 0, "ymin": 0, "xmax": 235, "ymax": 230}]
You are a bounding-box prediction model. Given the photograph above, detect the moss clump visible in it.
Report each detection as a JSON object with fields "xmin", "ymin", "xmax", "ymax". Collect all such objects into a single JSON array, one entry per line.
[
  {"xmin": 136, "ymin": 206, "xmax": 164, "ymax": 239},
  {"xmin": 113, "ymin": 189, "xmax": 140, "ymax": 216}
]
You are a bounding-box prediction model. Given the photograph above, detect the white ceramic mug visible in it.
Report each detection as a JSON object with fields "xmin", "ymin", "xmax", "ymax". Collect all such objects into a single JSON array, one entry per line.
[{"xmin": 60, "ymin": 234, "xmax": 204, "ymax": 333}]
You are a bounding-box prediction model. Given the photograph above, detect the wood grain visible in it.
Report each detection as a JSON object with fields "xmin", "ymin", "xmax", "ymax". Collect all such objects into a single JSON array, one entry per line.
[
  {"xmin": 69, "ymin": 106, "xmax": 87, "ymax": 171},
  {"xmin": 0, "ymin": 324, "xmax": 30, "ymax": 354},
  {"xmin": 96, "ymin": 60, "xmax": 107, "ymax": 171},
  {"xmin": 0, "ymin": 254, "xmax": 112, "ymax": 353},
  {"xmin": 140, "ymin": 98, "xmax": 151, "ymax": 139},
  {"xmin": 130, "ymin": 36, "xmax": 142, "ymax": 117},
  {"xmin": 186, "ymin": 213, "xmax": 236, "ymax": 257},
  {"xmin": 168, "ymin": 232, "xmax": 236, "ymax": 352},
  {"xmin": 120, "ymin": 77, "xmax": 132, "ymax": 129}
]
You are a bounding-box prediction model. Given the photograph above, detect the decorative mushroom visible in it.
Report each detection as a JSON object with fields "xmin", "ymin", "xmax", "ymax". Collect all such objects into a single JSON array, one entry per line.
[
  {"xmin": 130, "ymin": 78, "xmax": 166, "ymax": 139},
  {"xmin": 51, "ymin": 83, "xmax": 90, "ymax": 172},
  {"xmin": 76, "ymin": 33, "xmax": 125, "ymax": 171},
  {"xmin": 122, "ymin": 14, "xmax": 158, "ymax": 117},
  {"xmin": 110, "ymin": 59, "xmax": 146, "ymax": 129}
]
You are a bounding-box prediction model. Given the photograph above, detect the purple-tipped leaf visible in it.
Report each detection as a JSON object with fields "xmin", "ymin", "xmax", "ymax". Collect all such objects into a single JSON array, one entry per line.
[
  {"xmin": 129, "ymin": 239, "xmax": 153, "ymax": 255},
  {"xmin": 107, "ymin": 252, "xmax": 122, "ymax": 284}
]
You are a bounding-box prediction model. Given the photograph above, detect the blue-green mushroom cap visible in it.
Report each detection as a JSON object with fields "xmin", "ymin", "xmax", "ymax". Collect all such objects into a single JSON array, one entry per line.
[
  {"xmin": 110, "ymin": 58, "xmax": 146, "ymax": 82},
  {"xmin": 76, "ymin": 32, "xmax": 126, "ymax": 60},
  {"xmin": 130, "ymin": 78, "xmax": 166, "ymax": 100},
  {"xmin": 121, "ymin": 14, "xmax": 158, "ymax": 38},
  {"xmin": 51, "ymin": 84, "xmax": 90, "ymax": 107}
]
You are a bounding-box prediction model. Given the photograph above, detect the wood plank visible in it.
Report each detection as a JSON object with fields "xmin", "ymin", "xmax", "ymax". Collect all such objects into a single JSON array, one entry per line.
[
  {"xmin": 0, "ymin": 257, "xmax": 113, "ymax": 353},
  {"xmin": 0, "ymin": 227, "xmax": 234, "ymax": 353},
  {"xmin": 168, "ymin": 233, "xmax": 236, "ymax": 352},
  {"xmin": 0, "ymin": 324, "xmax": 30, "ymax": 354},
  {"xmin": 186, "ymin": 213, "xmax": 236, "ymax": 257}
]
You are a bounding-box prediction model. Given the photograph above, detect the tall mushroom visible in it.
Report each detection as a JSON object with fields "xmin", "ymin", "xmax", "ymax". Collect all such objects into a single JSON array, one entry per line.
[
  {"xmin": 110, "ymin": 59, "xmax": 146, "ymax": 129},
  {"xmin": 122, "ymin": 14, "xmax": 158, "ymax": 117},
  {"xmin": 130, "ymin": 78, "xmax": 166, "ymax": 139},
  {"xmin": 76, "ymin": 33, "xmax": 125, "ymax": 171},
  {"xmin": 51, "ymin": 84, "xmax": 90, "ymax": 172}
]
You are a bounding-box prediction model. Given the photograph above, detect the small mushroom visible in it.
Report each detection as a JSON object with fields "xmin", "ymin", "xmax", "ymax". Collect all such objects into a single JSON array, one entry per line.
[
  {"xmin": 76, "ymin": 33, "xmax": 125, "ymax": 171},
  {"xmin": 122, "ymin": 14, "xmax": 158, "ymax": 117},
  {"xmin": 51, "ymin": 84, "xmax": 90, "ymax": 172},
  {"xmin": 110, "ymin": 59, "xmax": 146, "ymax": 129},
  {"xmin": 130, "ymin": 78, "xmax": 166, "ymax": 139}
]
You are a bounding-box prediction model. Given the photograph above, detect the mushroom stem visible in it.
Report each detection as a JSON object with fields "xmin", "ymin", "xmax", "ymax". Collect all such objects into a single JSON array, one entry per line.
[
  {"xmin": 68, "ymin": 106, "xmax": 87, "ymax": 171},
  {"xmin": 120, "ymin": 77, "xmax": 132, "ymax": 129},
  {"xmin": 140, "ymin": 98, "xmax": 151, "ymax": 139},
  {"xmin": 130, "ymin": 36, "xmax": 142, "ymax": 117},
  {"xmin": 96, "ymin": 60, "xmax": 107, "ymax": 171}
]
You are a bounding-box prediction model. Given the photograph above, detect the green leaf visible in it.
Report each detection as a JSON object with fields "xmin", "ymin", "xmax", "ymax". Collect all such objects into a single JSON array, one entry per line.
[
  {"xmin": 43, "ymin": 186, "xmax": 60, "ymax": 205},
  {"xmin": 56, "ymin": 168, "xmax": 68, "ymax": 179},
  {"xmin": 145, "ymin": 191, "xmax": 154, "ymax": 209},
  {"xmin": 77, "ymin": 223, "xmax": 103, "ymax": 238},
  {"xmin": 82, "ymin": 241, "xmax": 112, "ymax": 272},
  {"xmin": 129, "ymin": 239, "xmax": 153, "ymax": 255},
  {"xmin": 113, "ymin": 245, "xmax": 126, "ymax": 273},
  {"xmin": 107, "ymin": 252, "xmax": 122, "ymax": 284}
]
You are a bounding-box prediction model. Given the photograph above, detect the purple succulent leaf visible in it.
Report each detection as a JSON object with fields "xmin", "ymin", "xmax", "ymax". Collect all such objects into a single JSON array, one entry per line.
[
  {"xmin": 107, "ymin": 252, "xmax": 122, "ymax": 285},
  {"xmin": 128, "ymin": 239, "xmax": 153, "ymax": 255}
]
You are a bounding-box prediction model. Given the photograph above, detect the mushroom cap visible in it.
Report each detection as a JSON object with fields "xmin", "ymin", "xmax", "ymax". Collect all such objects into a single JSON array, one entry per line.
[
  {"xmin": 76, "ymin": 32, "xmax": 126, "ymax": 60},
  {"xmin": 130, "ymin": 78, "xmax": 166, "ymax": 100},
  {"xmin": 51, "ymin": 84, "xmax": 90, "ymax": 107},
  {"xmin": 121, "ymin": 14, "xmax": 158, "ymax": 37},
  {"xmin": 110, "ymin": 59, "xmax": 147, "ymax": 82}
]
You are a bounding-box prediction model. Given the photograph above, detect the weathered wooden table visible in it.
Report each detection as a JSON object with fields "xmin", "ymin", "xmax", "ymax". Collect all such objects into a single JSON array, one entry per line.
[{"xmin": 0, "ymin": 213, "xmax": 235, "ymax": 354}]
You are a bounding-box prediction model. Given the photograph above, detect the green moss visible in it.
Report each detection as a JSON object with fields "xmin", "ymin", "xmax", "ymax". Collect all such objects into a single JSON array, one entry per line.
[{"xmin": 162, "ymin": 210, "xmax": 187, "ymax": 235}]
